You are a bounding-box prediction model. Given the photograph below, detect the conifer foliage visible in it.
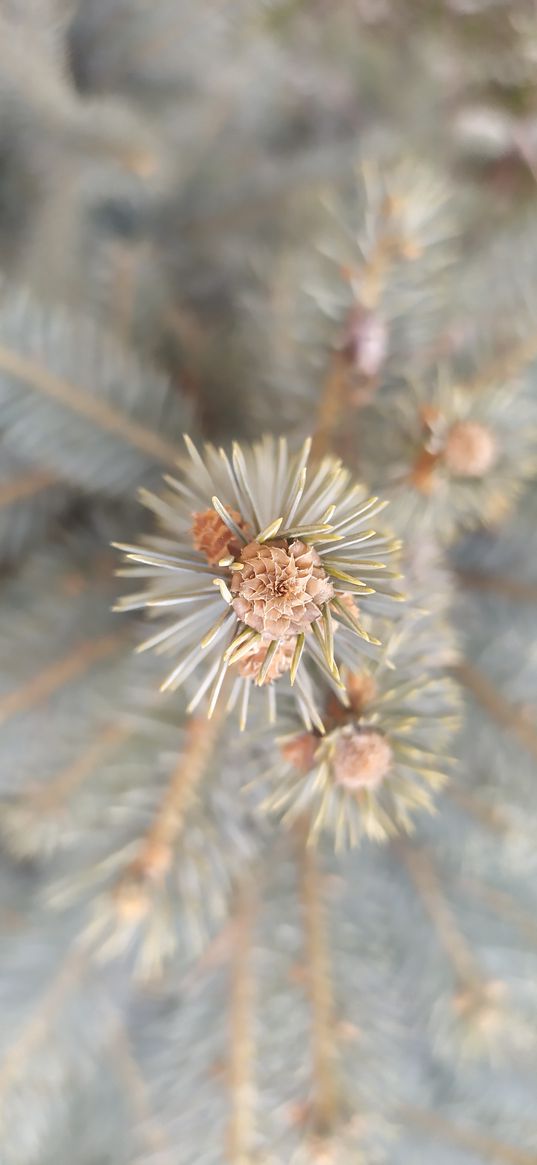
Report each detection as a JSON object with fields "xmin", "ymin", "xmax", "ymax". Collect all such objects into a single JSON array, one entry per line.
[{"xmin": 0, "ymin": 3, "xmax": 537, "ymax": 1163}]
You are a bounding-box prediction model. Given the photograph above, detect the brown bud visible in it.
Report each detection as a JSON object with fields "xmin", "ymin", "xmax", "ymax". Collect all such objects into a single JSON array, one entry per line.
[
  {"xmin": 345, "ymin": 671, "xmax": 377, "ymax": 715},
  {"xmin": 443, "ymin": 420, "xmax": 498, "ymax": 478},
  {"xmin": 235, "ymin": 638, "xmax": 295, "ymax": 685},
  {"xmin": 336, "ymin": 592, "xmax": 361, "ymax": 622},
  {"xmin": 192, "ymin": 507, "xmax": 248, "ymax": 566},
  {"xmin": 281, "ymin": 732, "xmax": 319, "ymax": 774},
  {"xmin": 332, "ymin": 728, "xmax": 392, "ymax": 790},
  {"xmin": 340, "ymin": 306, "xmax": 387, "ymax": 379},
  {"xmin": 453, "ymin": 979, "xmax": 506, "ymax": 1039},
  {"xmin": 113, "ymin": 874, "xmax": 151, "ymax": 923}
]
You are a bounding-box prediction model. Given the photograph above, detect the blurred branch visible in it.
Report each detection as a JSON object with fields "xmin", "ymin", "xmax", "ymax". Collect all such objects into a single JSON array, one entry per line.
[
  {"xmin": 0, "ymin": 630, "xmax": 126, "ymax": 727},
  {"xmin": 461, "ymin": 876, "xmax": 537, "ymax": 950},
  {"xmin": 443, "ymin": 782, "xmax": 510, "ymax": 834},
  {"xmin": 298, "ymin": 825, "xmax": 342, "ymax": 1139},
  {"xmin": 25, "ymin": 721, "xmax": 133, "ymax": 812},
  {"xmin": 457, "ymin": 568, "xmax": 537, "ymax": 604},
  {"xmin": 0, "ymin": 342, "xmax": 181, "ymax": 468},
  {"xmin": 227, "ymin": 878, "xmax": 257, "ymax": 1165},
  {"xmin": 0, "ymin": 468, "xmax": 58, "ymax": 508},
  {"xmin": 114, "ymin": 705, "xmax": 227, "ymax": 902},
  {"xmin": 455, "ymin": 660, "xmax": 537, "ymax": 763},
  {"xmin": 401, "ymin": 1106, "xmax": 537, "ymax": 1165},
  {"xmin": 0, "ymin": 945, "xmax": 86, "ymax": 1097},
  {"xmin": 395, "ymin": 840, "xmax": 483, "ymax": 990},
  {"xmin": 113, "ymin": 1023, "xmax": 174, "ymax": 1160}
]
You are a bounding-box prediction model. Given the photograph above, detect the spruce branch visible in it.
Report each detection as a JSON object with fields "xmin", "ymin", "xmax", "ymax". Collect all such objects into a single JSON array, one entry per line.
[
  {"xmin": 444, "ymin": 782, "xmax": 511, "ymax": 835},
  {"xmin": 455, "ymin": 660, "xmax": 537, "ymax": 765},
  {"xmin": 460, "ymin": 876, "xmax": 537, "ymax": 952},
  {"xmin": 0, "ymin": 454, "xmax": 68, "ymax": 567},
  {"xmin": 355, "ymin": 370, "xmax": 537, "ymax": 544},
  {"xmin": 113, "ymin": 705, "xmax": 226, "ymax": 905},
  {"xmin": 185, "ymin": 142, "xmax": 358, "ymax": 239},
  {"xmin": 115, "ymin": 434, "xmax": 400, "ymax": 729},
  {"xmin": 0, "ymin": 917, "xmax": 128, "ymax": 1165},
  {"xmin": 312, "ymin": 176, "xmax": 432, "ymax": 459},
  {"xmin": 312, "ymin": 351, "xmax": 353, "ymax": 462},
  {"xmin": 396, "ymin": 840, "xmax": 483, "ymax": 990},
  {"xmin": 396, "ymin": 840, "xmax": 509, "ymax": 1057},
  {"xmin": 16, "ymin": 721, "xmax": 133, "ymax": 819},
  {"xmin": 0, "ymin": 467, "xmax": 58, "ymax": 508},
  {"xmin": 293, "ymin": 157, "xmax": 458, "ymax": 458},
  {"xmin": 401, "ymin": 1106, "xmax": 537, "ymax": 1165},
  {"xmin": 457, "ymin": 568, "xmax": 537, "ymax": 605},
  {"xmin": 0, "ymin": 341, "xmax": 180, "ymax": 467},
  {"xmin": 264, "ymin": 611, "xmax": 459, "ymax": 848},
  {"xmin": 68, "ymin": 691, "xmax": 264, "ymax": 978},
  {"xmin": 0, "ymin": 945, "xmax": 87, "ymax": 1101},
  {"xmin": 464, "ymin": 329, "xmax": 537, "ymax": 396},
  {"xmin": 1, "ymin": 4, "xmax": 537, "ymax": 1160},
  {"xmin": 0, "ymin": 631, "xmax": 126, "ymax": 727},
  {"xmin": 0, "ymin": 292, "xmax": 191, "ymax": 496},
  {"xmin": 0, "ymin": 533, "xmax": 140, "ymax": 860},
  {"xmin": 112, "ymin": 1023, "xmax": 174, "ymax": 1161}
]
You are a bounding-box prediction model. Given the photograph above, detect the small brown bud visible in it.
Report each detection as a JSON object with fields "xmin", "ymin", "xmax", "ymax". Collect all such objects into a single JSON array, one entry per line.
[
  {"xmin": 281, "ymin": 732, "xmax": 319, "ymax": 774},
  {"xmin": 140, "ymin": 840, "xmax": 172, "ymax": 879},
  {"xmin": 113, "ymin": 874, "xmax": 150, "ymax": 923},
  {"xmin": 235, "ymin": 638, "xmax": 294, "ymax": 685},
  {"xmin": 337, "ymin": 592, "xmax": 361, "ymax": 621},
  {"xmin": 443, "ymin": 420, "xmax": 498, "ymax": 478},
  {"xmin": 345, "ymin": 671, "xmax": 377, "ymax": 715},
  {"xmin": 191, "ymin": 507, "xmax": 248, "ymax": 566},
  {"xmin": 341, "ymin": 306, "xmax": 387, "ymax": 380},
  {"xmin": 409, "ymin": 447, "xmax": 442, "ymax": 494},
  {"xmin": 332, "ymin": 728, "xmax": 392, "ymax": 790},
  {"xmin": 453, "ymin": 979, "xmax": 507, "ymax": 1039},
  {"xmin": 419, "ymin": 404, "xmax": 443, "ymax": 432}
]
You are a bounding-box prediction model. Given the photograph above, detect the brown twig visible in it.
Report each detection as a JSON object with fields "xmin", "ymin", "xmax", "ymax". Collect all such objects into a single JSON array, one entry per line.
[
  {"xmin": 227, "ymin": 879, "xmax": 258, "ymax": 1165},
  {"xmin": 455, "ymin": 660, "xmax": 537, "ymax": 764},
  {"xmin": 443, "ymin": 782, "xmax": 509, "ymax": 834},
  {"xmin": 113, "ymin": 1023, "xmax": 174, "ymax": 1159},
  {"xmin": 461, "ymin": 876, "xmax": 537, "ymax": 950},
  {"xmin": 0, "ymin": 344, "xmax": 182, "ymax": 467},
  {"xmin": 188, "ymin": 143, "xmax": 355, "ymax": 238},
  {"xmin": 298, "ymin": 827, "xmax": 341, "ymax": 1138},
  {"xmin": 464, "ymin": 330, "xmax": 537, "ymax": 395},
  {"xmin": 106, "ymin": 242, "xmax": 147, "ymax": 348},
  {"xmin": 118, "ymin": 704, "xmax": 226, "ymax": 892},
  {"xmin": 0, "ymin": 946, "xmax": 86, "ymax": 1096},
  {"xmin": 395, "ymin": 840, "xmax": 482, "ymax": 989},
  {"xmin": 401, "ymin": 1106, "xmax": 537, "ymax": 1165},
  {"xmin": 25, "ymin": 722, "xmax": 133, "ymax": 811},
  {"xmin": 312, "ymin": 194, "xmax": 414, "ymax": 459},
  {"xmin": 457, "ymin": 568, "xmax": 537, "ymax": 605},
  {"xmin": 0, "ymin": 632, "xmax": 126, "ymax": 726},
  {"xmin": 0, "ymin": 468, "xmax": 58, "ymax": 508},
  {"xmin": 312, "ymin": 352, "xmax": 352, "ymax": 461}
]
